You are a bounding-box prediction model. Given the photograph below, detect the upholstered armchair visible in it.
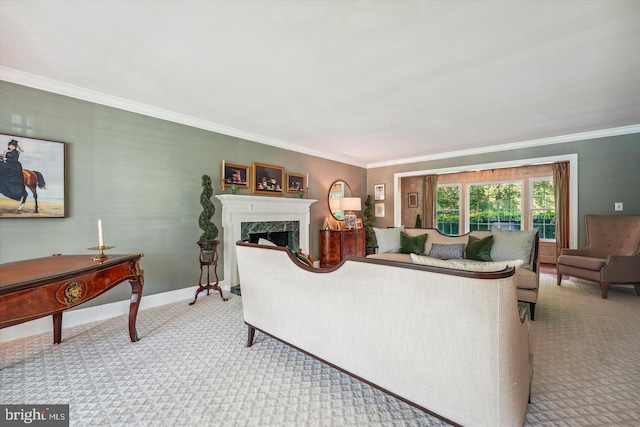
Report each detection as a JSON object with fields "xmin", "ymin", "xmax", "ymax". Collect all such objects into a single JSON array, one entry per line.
[{"xmin": 557, "ymin": 215, "xmax": 640, "ymax": 299}]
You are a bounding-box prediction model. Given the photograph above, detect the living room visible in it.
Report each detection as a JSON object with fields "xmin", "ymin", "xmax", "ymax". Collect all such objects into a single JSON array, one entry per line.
[{"xmin": 1, "ymin": 1, "xmax": 639, "ymax": 426}]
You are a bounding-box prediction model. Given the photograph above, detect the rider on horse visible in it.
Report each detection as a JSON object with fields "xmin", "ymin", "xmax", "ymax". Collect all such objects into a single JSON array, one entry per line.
[{"xmin": 0, "ymin": 139, "xmax": 26, "ymax": 201}]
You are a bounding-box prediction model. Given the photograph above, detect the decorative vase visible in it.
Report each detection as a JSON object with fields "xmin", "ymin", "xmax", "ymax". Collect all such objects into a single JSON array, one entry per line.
[
  {"xmin": 298, "ymin": 189, "xmax": 304, "ymax": 198},
  {"xmin": 231, "ymin": 183, "xmax": 237, "ymax": 195}
]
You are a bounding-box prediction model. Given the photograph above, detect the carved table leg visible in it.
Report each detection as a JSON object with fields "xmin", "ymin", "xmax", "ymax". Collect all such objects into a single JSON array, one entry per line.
[
  {"xmin": 52, "ymin": 312, "xmax": 63, "ymax": 344},
  {"xmin": 128, "ymin": 278, "xmax": 143, "ymax": 342}
]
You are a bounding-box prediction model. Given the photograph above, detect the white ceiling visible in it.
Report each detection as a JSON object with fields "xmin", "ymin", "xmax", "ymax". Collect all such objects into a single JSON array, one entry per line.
[{"xmin": 1, "ymin": 1, "xmax": 638, "ymax": 168}]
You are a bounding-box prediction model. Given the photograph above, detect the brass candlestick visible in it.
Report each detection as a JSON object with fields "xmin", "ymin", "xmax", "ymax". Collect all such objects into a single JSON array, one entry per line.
[{"xmin": 88, "ymin": 245, "xmax": 115, "ymax": 261}]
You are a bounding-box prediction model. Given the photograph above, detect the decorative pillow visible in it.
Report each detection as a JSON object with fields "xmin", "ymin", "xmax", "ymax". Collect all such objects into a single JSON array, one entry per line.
[
  {"xmin": 295, "ymin": 252, "xmax": 314, "ymax": 267},
  {"xmin": 465, "ymin": 235, "xmax": 493, "ymax": 261},
  {"xmin": 428, "ymin": 243, "xmax": 465, "ymax": 260},
  {"xmin": 410, "ymin": 254, "xmax": 524, "ymax": 272},
  {"xmin": 288, "ymin": 248, "xmax": 314, "ymax": 267},
  {"xmin": 490, "ymin": 228, "xmax": 536, "ymax": 266},
  {"xmin": 399, "ymin": 231, "xmax": 427, "ymax": 254},
  {"xmin": 373, "ymin": 226, "xmax": 405, "ymax": 253},
  {"xmin": 258, "ymin": 238, "xmax": 277, "ymax": 246}
]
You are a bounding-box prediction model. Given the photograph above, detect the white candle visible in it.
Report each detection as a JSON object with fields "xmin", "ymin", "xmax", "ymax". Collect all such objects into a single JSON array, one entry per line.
[
  {"xmin": 98, "ymin": 218, "xmax": 104, "ymax": 247},
  {"xmin": 222, "ymin": 159, "xmax": 225, "ymax": 189},
  {"xmin": 306, "ymin": 174, "xmax": 309, "ymax": 188}
]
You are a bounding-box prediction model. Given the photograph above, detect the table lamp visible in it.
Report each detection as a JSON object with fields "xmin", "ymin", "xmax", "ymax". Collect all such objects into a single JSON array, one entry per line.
[{"xmin": 341, "ymin": 197, "xmax": 361, "ymax": 229}]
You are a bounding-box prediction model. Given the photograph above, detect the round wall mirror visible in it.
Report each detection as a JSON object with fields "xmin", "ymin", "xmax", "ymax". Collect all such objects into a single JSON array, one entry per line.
[{"xmin": 328, "ymin": 180, "xmax": 352, "ymax": 220}]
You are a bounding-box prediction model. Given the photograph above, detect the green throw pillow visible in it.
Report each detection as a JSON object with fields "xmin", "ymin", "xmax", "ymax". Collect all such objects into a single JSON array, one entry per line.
[
  {"xmin": 399, "ymin": 231, "xmax": 427, "ymax": 255},
  {"xmin": 288, "ymin": 248, "xmax": 314, "ymax": 267},
  {"xmin": 466, "ymin": 235, "xmax": 494, "ymax": 261}
]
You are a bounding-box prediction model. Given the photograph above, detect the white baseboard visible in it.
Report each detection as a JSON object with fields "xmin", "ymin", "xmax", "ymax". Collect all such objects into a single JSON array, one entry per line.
[{"xmin": 0, "ymin": 281, "xmax": 230, "ymax": 343}]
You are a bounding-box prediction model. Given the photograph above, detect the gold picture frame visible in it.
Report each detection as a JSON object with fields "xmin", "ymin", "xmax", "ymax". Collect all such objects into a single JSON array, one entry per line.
[
  {"xmin": 286, "ymin": 173, "xmax": 305, "ymax": 193},
  {"xmin": 252, "ymin": 162, "xmax": 284, "ymax": 196},
  {"xmin": 223, "ymin": 163, "xmax": 249, "ymax": 188}
]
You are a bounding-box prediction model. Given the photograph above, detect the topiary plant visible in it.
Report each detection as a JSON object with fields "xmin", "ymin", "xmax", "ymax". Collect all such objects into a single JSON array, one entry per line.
[
  {"xmin": 198, "ymin": 174, "xmax": 219, "ymax": 250},
  {"xmin": 363, "ymin": 194, "xmax": 376, "ymax": 251}
]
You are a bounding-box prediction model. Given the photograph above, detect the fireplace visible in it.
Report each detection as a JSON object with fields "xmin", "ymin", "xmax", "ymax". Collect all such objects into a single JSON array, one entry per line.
[
  {"xmin": 248, "ymin": 231, "xmax": 289, "ymax": 247},
  {"xmin": 215, "ymin": 195, "xmax": 317, "ymax": 287},
  {"xmin": 242, "ymin": 220, "xmax": 300, "ymax": 249}
]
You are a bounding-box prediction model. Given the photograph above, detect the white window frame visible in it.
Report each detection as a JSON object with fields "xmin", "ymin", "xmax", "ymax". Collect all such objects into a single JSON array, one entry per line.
[
  {"xmin": 436, "ymin": 184, "xmax": 461, "ymax": 235},
  {"xmin": 465, "ymin": 179, "xmax": 524, "ymax": 233},
  {"xmin": 530, "ymin": 176, "xmax": 556, "ymax": 242},
  {"xmin": 393, "ymin": 154, "xmax": 578, "ymax": 248}
]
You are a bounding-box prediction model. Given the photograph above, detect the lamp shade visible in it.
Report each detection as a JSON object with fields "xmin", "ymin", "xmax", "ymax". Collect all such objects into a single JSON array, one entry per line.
[{"xmin": 341, "ymin": 197, "xmax": 361, "ymax": 212}]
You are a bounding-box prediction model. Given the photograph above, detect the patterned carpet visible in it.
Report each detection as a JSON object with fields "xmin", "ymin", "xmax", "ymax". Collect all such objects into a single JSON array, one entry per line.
[{"xmin": 1, "ymin": 274, "xmax": 639, "ymax": 426}]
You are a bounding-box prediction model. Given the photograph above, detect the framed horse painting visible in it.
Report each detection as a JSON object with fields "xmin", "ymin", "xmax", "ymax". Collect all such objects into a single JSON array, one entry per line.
[{"xmin": 0, "ymin": 134, "xmax": 66, "ymax": 218}]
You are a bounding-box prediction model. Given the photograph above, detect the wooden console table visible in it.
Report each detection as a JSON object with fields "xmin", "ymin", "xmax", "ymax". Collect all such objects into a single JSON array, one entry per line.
[{"xmin": 0, "ymin": 254, "xmax": 144, "ymax": 344}]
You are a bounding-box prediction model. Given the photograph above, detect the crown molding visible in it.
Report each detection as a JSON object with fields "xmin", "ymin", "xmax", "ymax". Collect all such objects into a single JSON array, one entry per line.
[
  {"xmin": 0, "ymin": 67, "xmax": 367, "ymax": 167},
  {"xmin": 367, "ymin": 124, "xmax": 640, "ymax": 169},
  {"xmin": 2, "ymin": 67, "xmax": 636, "ymax": 171}
]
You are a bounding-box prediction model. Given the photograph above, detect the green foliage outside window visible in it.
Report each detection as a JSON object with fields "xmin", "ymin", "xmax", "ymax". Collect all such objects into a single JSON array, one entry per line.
[
  {"xmin": 437, "ymin": 186, "xmax": 460, "ymax": 235},
  {"xmin": 435, "ymin": 178, "xmax": 556, "ymax": 239},
  {"xmin": 469, "ymin": 183, "xmax": 522, "ymax": 231},
  {"xmin": 532, "ymin": 179, "xmax": 556, "ymax": 239}
]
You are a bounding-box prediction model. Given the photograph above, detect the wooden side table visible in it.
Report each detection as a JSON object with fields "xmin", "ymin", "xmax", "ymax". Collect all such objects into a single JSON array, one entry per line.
[{"xmin": 190, "ymin": 241, "xmax": 228, "ymax": 305}]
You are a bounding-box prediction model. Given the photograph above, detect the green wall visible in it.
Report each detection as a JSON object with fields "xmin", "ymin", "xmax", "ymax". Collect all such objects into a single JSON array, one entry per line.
[
  {"xmin": 0, "ymin": 81, "xmax": 366, "ymax": 307},
  {"xmin": 367, "ymin": 133, "xmax": 640, "ymax": 247},
  {"xmin": 2, "ymin": 80, "xmax": 638, "ymax": 308}
]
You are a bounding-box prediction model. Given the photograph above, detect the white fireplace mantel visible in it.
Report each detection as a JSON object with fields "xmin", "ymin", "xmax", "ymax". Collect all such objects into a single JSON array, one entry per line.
[{"xmin": 215, "ymin": 195, "xmax": 317, "ymax": 287}]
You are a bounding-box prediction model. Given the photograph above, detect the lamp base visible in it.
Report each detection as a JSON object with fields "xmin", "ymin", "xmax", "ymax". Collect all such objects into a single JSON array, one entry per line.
[{"xmin": 345, "ymin": 212, "xmax": 357, "ymax": 229}]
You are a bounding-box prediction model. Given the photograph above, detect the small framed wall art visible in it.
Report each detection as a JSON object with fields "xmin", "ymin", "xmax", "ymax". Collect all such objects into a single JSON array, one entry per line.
[
  {"xmin": 408, "ymin": 192, "xmax": 418, "ymax": 208},
  {"xmin": 0, "ymin": 134, "xmax": 66, "ymax": 218},
  {"xmin": 375, "ymin": 202, "xmax": 385, "ymax": 218},
  {"xmin": 374, "ymin": 183, "xmax": 385, "ymax": 201},
  {"xmin": 252, "ymin": 162, "xmax": 284, "ymax": 196},
  {"xmin": 286, "ymin": 173, "xmax": 305, "ymax": 193},
  {"xmin": 223, "ymin": 162, "xmax": 249, "ymax": 188}
]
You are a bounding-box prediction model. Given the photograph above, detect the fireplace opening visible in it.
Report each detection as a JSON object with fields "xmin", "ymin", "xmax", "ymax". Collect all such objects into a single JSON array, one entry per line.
[{"xmin": 249, "ymin": 231, "xmax": 290, "ymax": 247}]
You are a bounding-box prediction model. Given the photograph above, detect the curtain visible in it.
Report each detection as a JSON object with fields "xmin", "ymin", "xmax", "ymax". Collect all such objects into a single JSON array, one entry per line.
[
  {"xmin": 423, "ymin": 175, "xmax": 438, "ymax": 229},
  {"xmin": 552, "ymin": 162, "xmax": 570, "ymax": 257}
]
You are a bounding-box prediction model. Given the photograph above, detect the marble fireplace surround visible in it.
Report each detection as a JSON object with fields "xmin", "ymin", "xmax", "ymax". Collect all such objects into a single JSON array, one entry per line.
[{"xmin": 215, "ymin": 195, "xmax": 317, "ymax": 287}]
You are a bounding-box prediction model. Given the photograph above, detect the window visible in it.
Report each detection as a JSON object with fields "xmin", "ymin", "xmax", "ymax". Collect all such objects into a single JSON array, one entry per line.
[
  {"xmin": 436, "ymin": 185, "xmax": 460, "ymax": 235},
  {"xmin": 531, "ymin": 178, "xmax": 556, "ymax": 240},
  {"xmin": 469, "ymin": 182, "xmax": 522, "ymax": 231}
]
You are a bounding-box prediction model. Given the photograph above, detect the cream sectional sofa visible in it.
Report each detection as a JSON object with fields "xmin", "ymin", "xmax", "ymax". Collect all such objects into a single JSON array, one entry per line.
[
  {"xmin": 367, "ymin": 228, "xmax": 540, "ymax": 320},
  {"xmin": 236, "ymin": 241, "xmax": 532, "ymax": 427}
]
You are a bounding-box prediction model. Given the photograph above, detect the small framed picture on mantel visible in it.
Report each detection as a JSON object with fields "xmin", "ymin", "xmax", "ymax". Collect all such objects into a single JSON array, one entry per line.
[
  {"xmin": 286, "ymin": 173, "xmax": 305, "ymax": 193},
  {"xmin": 223, "ymin": 163, "xmax": 249, "ymax": 188}
]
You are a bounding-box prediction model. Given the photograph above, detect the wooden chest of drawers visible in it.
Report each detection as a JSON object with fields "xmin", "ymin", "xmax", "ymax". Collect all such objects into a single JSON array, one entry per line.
[{"xmin": 319, "ymin": 228, "xmax": 366, "ymax": 268}]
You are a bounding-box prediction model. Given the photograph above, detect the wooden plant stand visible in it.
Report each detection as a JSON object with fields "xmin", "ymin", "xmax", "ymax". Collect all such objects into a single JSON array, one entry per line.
[{"xmin": 190, "ymin": 241, "xmax": 228, "ymax": 305}]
